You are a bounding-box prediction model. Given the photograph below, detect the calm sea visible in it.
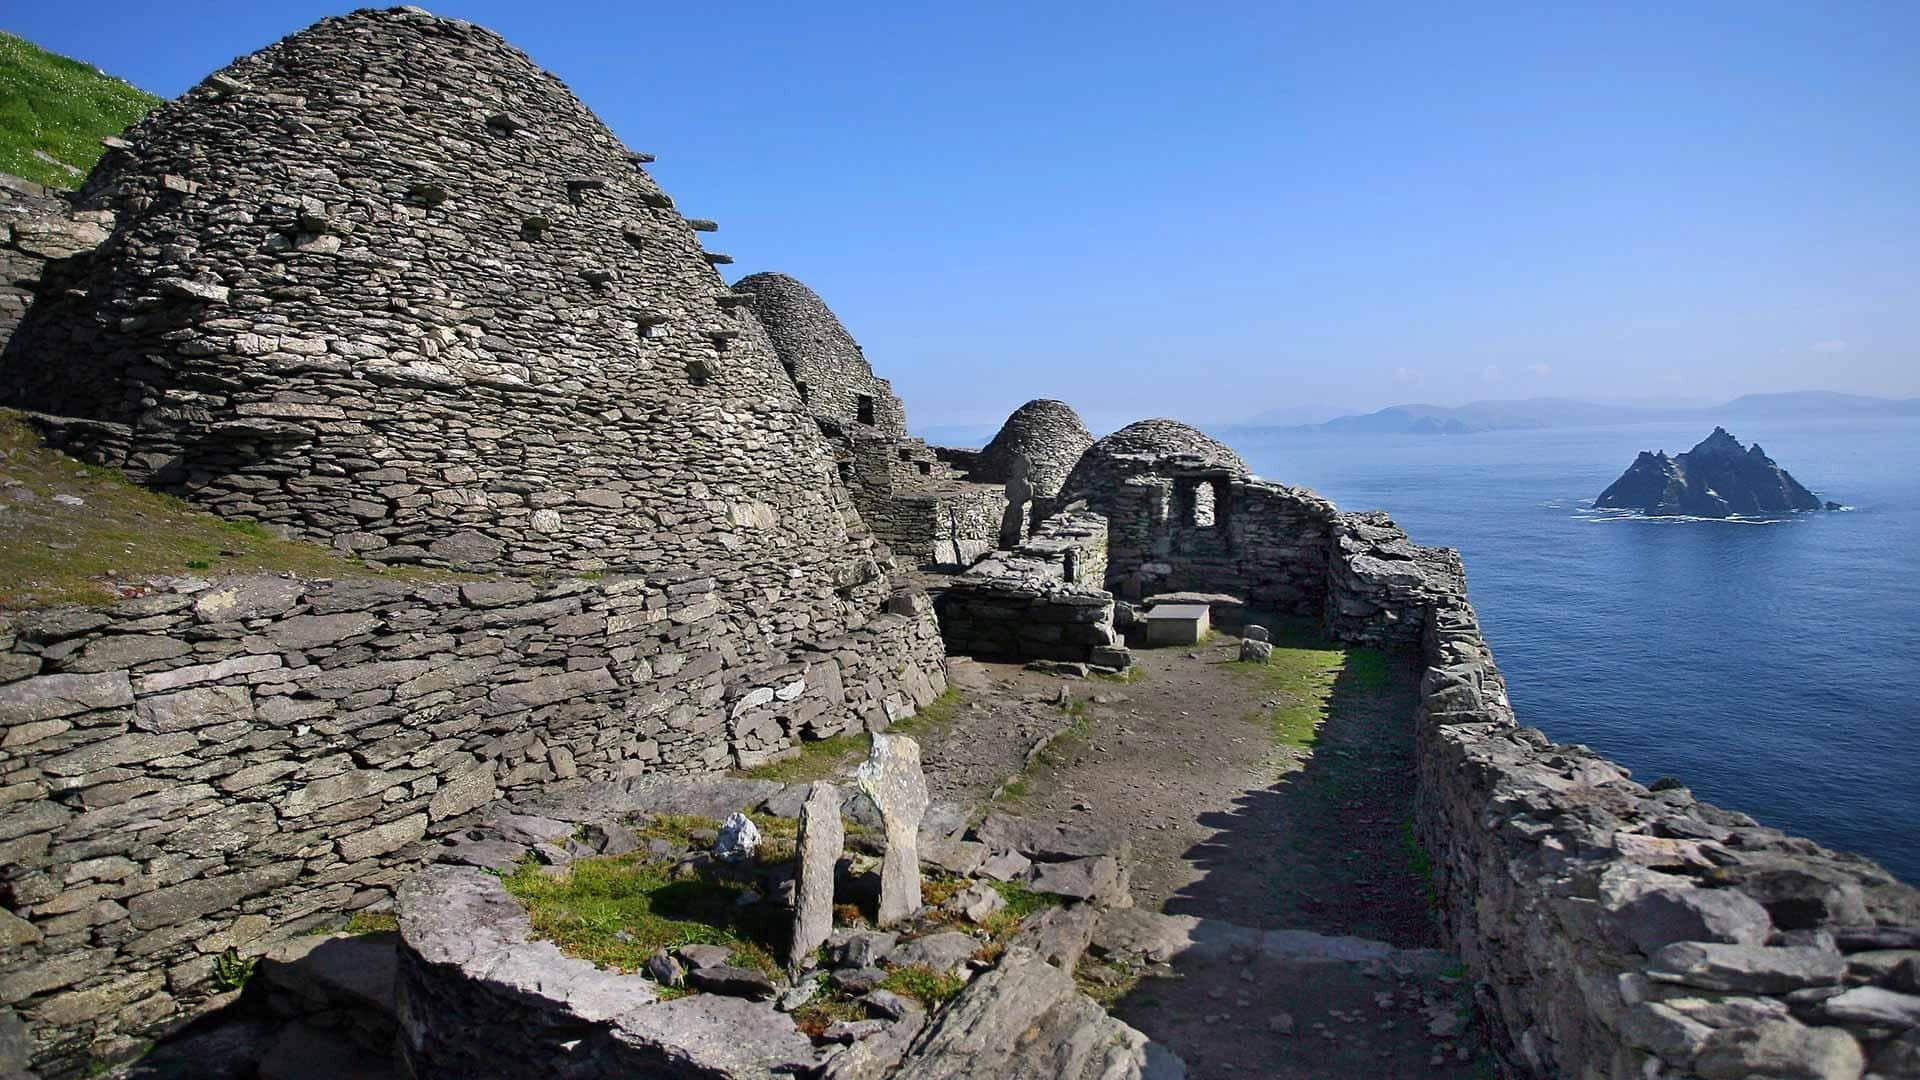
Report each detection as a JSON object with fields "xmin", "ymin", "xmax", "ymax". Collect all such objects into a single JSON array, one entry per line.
[{"xmin": 1231, "ymin": 417, "xmax": 1920, "ymax": 884}]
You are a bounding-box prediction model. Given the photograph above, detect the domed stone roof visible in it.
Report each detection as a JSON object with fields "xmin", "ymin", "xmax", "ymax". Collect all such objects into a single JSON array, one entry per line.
[
  {"xmin": 0, "ymin": 6, "xmax": 885, "ymax": 630},
  {"xmin": 1060, "ymin": 418, "xmax": 1249, "ymax": 504},
  {"xmin": 733, "ymin": 270, "xmax": 905, "ymax": 436},
  {"xmin": 976, "ymin": 398, "xmax": 1094, "ymax": 498}
]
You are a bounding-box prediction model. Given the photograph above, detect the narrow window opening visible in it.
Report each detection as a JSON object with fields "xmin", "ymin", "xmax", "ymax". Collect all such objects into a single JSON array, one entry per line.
[
  {"xmin": 796, "ymin": 382, "xmax": 809, "ymax": 403},
  {"xmin": 917, "ymin": 461, "xmax": 932, "ymax": 476},
  {"xmin": 1191, "ymin": 481, "xmax": 1216, "ymax": 527},
  {"xmin": 898, "ymin": 448, "xmax": 913, "ymax": 461},
  {"xmin": 686, "ymin": 361, "xmax": 709, "ymax": 387},
  {"xmin": 856, "ymin": 394, "xmax": 876, "ymax": 425}
]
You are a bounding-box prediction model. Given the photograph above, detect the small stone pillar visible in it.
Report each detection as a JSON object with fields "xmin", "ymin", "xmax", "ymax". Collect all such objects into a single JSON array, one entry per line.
[
  {"xmin": 856, "ymin": 734, "xmax": 929, "ymax": 927},
  {"xmin": 788, "ymin": 782, "xmax": 843, "ymax": 968},
  {"xmin": 999, "ymin": 453, "xmax": 1034, "ymax": 550}
]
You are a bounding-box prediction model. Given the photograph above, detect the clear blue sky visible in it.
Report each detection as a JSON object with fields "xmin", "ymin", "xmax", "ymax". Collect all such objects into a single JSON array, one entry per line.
[{"xmin": 8, "ymin": 1, "xmax": 1917, "ymax": 431}]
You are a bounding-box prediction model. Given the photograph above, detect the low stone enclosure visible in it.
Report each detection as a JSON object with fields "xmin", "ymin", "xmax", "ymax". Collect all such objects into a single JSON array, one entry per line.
[
  {"xmin": 387, "ymin": 770, "xmax": 1171, "ymax": 1078},
  {"xmin": 0, "ymin": 570, "xmax": 945, "ymax": 1076}
]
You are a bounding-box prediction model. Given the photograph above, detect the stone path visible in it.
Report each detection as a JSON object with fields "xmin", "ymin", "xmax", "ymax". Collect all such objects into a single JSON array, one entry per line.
[{"xmin": 976, "ymin": 629, "xmax": 1490, "ymax": 1078}]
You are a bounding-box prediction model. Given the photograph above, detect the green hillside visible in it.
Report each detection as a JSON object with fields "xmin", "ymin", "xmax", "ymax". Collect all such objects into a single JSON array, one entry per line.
[{"xmin": 0, "ymin": 30, "xmax": 159, "ymax": 188}]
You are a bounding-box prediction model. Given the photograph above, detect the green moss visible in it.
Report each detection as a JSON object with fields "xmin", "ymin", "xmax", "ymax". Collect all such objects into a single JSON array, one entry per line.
[
  {"xmin": 501, "ymin": 854, "xmax": 783, "ymax": 977},
  {"xmin": 1093, "ymin": 664, "xmax": 1145, "ymax": 685},
  {"xmin": 791, "ymin": 992, "xmax": 867, "ymax": 1037},
  {"xmin": 986, "ymin": 879, "xmax": 1064, "ymax": 920},
  {"xmin": 632, "ymin": 813, "xmax": 722, "ymax": 849},
  {"xmin": 0, "ymin": 31, "xmax": 160, "ymax": 189},
  {"xmin": 879, "ymin": 964, "xmax": 966, "ymax": 1008},
  {"xmin": 0, "ymin": 410, "xmax": 459, "ymax": 608}
]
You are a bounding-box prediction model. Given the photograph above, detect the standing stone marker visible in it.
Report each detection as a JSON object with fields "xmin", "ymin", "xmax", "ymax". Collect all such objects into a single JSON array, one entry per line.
[
  {"xmin": 789, "ymin": 781, "xmax": 844, "ymax": 968},
  {"xmin": 856, "ymin": 733, "xmax": 930, "ymax": 926}
]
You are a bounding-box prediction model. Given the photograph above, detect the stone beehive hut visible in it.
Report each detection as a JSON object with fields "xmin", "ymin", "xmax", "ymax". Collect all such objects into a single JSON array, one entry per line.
[
  {"xmin": 1058, "ymin": 417, "xmax": 1248, "ymax": 509},
  {"xmin": 975, "ymin": 398, "xmax": 1094, "ymax": 498},
  {"xmin": 0, "ymin": 6, "xmax": 886, "ymax": 636},
  {"xmin": 732, "ymin": 270, "xmax": 906, "ymax": 438}
]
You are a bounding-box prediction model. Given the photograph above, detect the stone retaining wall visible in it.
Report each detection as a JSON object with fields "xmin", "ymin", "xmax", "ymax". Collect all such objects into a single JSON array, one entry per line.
[
  {"xmin": 1327, "ymin": 515, "xmax": 1920, "ymax": 1078},
  {"xmin": 0, "ymin": 570, "xmax": 944, "ymax": 1077}
]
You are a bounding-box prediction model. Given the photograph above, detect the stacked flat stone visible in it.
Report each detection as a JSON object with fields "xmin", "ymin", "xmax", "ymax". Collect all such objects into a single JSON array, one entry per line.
[
  {"xmin": 0, "ymin": 175, "xmax": 111, "ymax": 354},
  {"xmin": 1056, "ymin": 417, "xmax": 1249, "ymax": 509},
  {"xmin": 732, "ymin": 271, "xmax": 907, "ymax": 438},
  {"xmin": 0, "ymin": 568, "xmax": 947, "ymax": 1075},
  {"xmin": 1, "ymin": 6, "xmax": 891, "ymax": 666},
  {"xmin": 975, "ymin": 398, "xmax": 1095, "ymax": 499}
]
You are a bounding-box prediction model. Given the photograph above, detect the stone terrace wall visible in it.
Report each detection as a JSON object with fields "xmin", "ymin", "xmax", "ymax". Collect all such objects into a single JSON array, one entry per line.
[
  {"xmin": 0, "ymin": 571, "xmax": 944, "ymax": 1076},
  {"xmin": 936, "ymin": 511, "xmax": 1128, "ymax": 668},
  {"xmin": 1328, "ymin": 519, "xmax": 1920, "ymax": 1078}
]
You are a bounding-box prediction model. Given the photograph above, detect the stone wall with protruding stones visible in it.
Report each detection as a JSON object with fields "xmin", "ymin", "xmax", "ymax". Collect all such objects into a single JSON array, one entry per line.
[{"xmin": 0, "ymin": 569, "xmax": 945, "ymax": 1077}]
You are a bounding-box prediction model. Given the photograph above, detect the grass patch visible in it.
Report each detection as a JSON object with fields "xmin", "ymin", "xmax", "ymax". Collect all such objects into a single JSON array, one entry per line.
[
  {"xmin": 501, "ymin": 854, "xmax": 783, "ymax": 977},
  {"xmin": 879, "ymin": 964, "xmax": 966, "ymax": 1008},
  {"xmin": 1093, "ymin": 664, "xmax": 1145, "ymax": 685},
  {"xmin": 986, "ymin": 879, "xmax": 1064, "ymax": 919},
  {"xmin": 0, "ymin": 31, "xmax": 159, "ymax": 189},
  {"xmin": 891, "ymin": 686, "xmax": 963, "ymax": 738},
  {"xmin": 0, "ymin": 410, "xmax": 459, "ymax": 608},
  {"xmin": 734, "ymin": 688, "xmax": 966, "ymax": 784},
  {"xmin": 344, "ymin": 910, "xmax": 399, "ymax": 935},
  {"xmin": 1400, "ymin": 819, "xmax": 1440, "ymax": 909},
  {"xmin": 1223, "ymin": 620, "xmax": 1382, "ymax": 752},
  {"xmin": 633, "ymin": 813, "xmax": 721, "ymax": 849}
]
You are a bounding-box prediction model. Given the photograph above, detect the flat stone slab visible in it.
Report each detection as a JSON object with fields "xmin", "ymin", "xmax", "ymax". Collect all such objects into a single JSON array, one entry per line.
[{"xmin": 1141, "ymin": 604, "xmax": 1210, "ymax": 646}]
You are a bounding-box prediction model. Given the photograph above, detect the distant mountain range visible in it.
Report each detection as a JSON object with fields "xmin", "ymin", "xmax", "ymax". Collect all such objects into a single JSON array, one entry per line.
[{"xmin": 1230, "ymin": 392, "xmax": 1920, "ymax": 436}]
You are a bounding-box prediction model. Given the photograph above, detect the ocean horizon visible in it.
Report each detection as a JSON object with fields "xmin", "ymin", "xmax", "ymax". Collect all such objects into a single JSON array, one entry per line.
[{"xmin": 1223, "ymin": 415, "xmax": 1919, "ymax": 883}]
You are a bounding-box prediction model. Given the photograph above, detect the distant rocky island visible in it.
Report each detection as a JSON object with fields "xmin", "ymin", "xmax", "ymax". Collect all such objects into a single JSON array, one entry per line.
[{"xmin": 1594, "ymin": 426, "xmax": 1837, "ymax": 517}]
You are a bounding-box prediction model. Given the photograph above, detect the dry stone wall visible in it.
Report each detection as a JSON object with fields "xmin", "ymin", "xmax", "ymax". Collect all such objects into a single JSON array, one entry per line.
[
  {"xmin": 732, "ymin": 271, "xmax": 907, "ymax": 439},
  {"xmin": 1325, "ymin": 516, "xmax": 1920, "ymax": 1079},
  {"xmin": 974, "ymin": 398, "xmax": 1095, "ymax": 498},
  {"xmin": 937, "ymin": 511, "xmax": 1128, "ymax": 669},
  {"xmin": 0, "ymin": 569, "xmax": 944, "ymax": 1076},
  {"xmin": 0, "ymin": 177, "xmax": 111, "ymax": 358},
  {"xmin": 0, "ymin": 7, "xmax": 887, "ymax": 668}
]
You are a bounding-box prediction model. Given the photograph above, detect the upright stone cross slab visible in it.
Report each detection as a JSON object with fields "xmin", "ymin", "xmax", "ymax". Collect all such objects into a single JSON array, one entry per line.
[
  {"xmin": 856, "ymin": 733, "xmax": 929, "ymax": 927},
  {"xmin": 788, "ymin": 781, "xmax": 844, "ymax": 969}
]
